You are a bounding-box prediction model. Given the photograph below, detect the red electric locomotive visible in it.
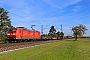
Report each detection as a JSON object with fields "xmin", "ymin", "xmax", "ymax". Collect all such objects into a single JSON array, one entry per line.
[{"xmin": 7, "ymin": 27, "xmax": 41, "ymax": 43}]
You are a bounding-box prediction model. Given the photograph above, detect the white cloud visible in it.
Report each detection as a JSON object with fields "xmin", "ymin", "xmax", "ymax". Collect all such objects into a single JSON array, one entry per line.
[
  {"xmin": 43, "ymin": 0, "xmax": 81, "ymax": 8},
  {"xmin": 73, "ymin": 5, "xmax": 81, "ymax": 12},
  {"xmin": 65, "ymin": 0, "xmax": 81, "ymax": 6},
  {"xmin": 0, "ymin": 0, "xmax": 27, "ymax": 8},
  {"xmin": 0, "ymin": 0, "xmax": 32, "ymax": 16},
  {"xmin": 30, "ymin": 0, "xmax": 42, "ymax": 9}
]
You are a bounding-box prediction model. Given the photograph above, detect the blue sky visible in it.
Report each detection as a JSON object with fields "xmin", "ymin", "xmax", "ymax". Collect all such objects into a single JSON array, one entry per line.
[{"xmin": 0, "ymin": 0, "xmax": 90, "ymax": 36}]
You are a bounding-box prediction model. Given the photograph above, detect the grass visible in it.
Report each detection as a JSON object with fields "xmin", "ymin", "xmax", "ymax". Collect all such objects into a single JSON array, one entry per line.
[{"xmin": 0, "ymin": 38, "xmax": 90, "ymax": 60}]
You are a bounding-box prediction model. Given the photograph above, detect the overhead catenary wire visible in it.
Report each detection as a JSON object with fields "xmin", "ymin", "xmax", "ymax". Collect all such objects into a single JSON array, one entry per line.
[
  {"xmin": 0, "ymin": 2, "xmax": 64, "ymax": 34},
  {"xmin": 9, "ymin": 12, "xmax": 42, "ymax": 24},
  {"xmin": 55, "ymin": 25, "xmax": 63, "ymax": 32},
  {"xmin": 0, "ymin": 2, "xmax": 42, "ymax": 25}
]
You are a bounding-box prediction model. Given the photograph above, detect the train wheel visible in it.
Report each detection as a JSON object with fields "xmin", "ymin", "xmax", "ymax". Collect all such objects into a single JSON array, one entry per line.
[
  {"xmin": 18, "ymin": 39, "xmax": 21, "ymax": 43},
  {"xmin": 16, "ymin": 39, "xmax": 21, "ymax": 43}
]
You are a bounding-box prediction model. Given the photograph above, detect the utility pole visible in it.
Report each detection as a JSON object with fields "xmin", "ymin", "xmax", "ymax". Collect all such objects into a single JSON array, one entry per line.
[
  {"xmin": 70, "ymin": 27, "xmax": 72, "ymax": 36},
  {"xmin": 41, "ymin": 25, "xmax": 43, "ymax": 35},
  {"xmin": 61, "ymin": 24, "xmax": 62, "ymax": 32},
  {"xmin": 41, "ymin": 25, "xmax": 48, "ymax": 35}
]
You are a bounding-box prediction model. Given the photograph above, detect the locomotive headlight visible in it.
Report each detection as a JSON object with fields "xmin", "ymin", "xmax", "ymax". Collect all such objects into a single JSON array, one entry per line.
[
  {"xmin": 13, "ymin": 33, "xmax": 16, "ymax": 35},
  {"xmin": 7, "ymin": 34, "xmax": 10, "ymax": 35}
]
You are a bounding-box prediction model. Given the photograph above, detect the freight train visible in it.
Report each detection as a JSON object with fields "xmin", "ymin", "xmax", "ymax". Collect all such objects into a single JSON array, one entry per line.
[
  {"xmin": 7, "ymin": 27, "xmax": 41, "ymax": 43},
  {"xmin": 6, "ymin": 27, "xmax": 63, "ymax": 43}
]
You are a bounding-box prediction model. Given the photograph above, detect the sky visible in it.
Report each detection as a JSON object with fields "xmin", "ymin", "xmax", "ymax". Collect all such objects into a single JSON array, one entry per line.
[{"xmin": 0, "ymin": 0, "xmax": 90, "ymax": 36}]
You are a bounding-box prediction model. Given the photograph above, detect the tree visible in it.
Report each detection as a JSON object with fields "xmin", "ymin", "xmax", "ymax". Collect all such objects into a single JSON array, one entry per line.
[
  {"xmin": 48, "ymin": 26, "xmax": 56, "ymax": 37},
  {"xmin": 56, "ymin": 31, "xmax": 60, "ymax": 37},
  {"xmin": 0, "ymin": 8, "xmax": 12, "ymax": 43},
  {"xmin": 56, "ymin": 31, "xmax": 64, "ymax": 39},
  {"xmin": 60, "ymin": 32, "xmax": 64, "ymax": 39},
  {"xmin": 56, "ymin": 31, "xmax": 64, "ymax": 36},
  {"xmin": 72, "ymin": 24, "xmax": 87, "ymax": 40}
]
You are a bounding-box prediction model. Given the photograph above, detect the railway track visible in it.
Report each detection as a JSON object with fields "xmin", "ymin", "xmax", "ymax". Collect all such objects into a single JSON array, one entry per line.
[{"xmin": 0, "ymin": 40, "xmax": 59, "ymax": 53}]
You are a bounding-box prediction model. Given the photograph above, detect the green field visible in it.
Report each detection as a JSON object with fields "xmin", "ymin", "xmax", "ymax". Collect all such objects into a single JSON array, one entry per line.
[{"xmin": 0, "ymin": 38, "xmax": 90, "ymax": 60}]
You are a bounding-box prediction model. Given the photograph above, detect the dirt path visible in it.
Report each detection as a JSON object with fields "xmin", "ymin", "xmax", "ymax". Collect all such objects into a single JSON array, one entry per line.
[{"xmin": 0, "ymin": 40, "xmax": 59, "ymax": 53}]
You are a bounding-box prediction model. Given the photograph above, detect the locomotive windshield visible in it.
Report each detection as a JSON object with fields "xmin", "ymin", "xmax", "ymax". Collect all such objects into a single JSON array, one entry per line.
[{"xmin": 8, "ymin": 29, "xmax": 16, "ymax": 32}]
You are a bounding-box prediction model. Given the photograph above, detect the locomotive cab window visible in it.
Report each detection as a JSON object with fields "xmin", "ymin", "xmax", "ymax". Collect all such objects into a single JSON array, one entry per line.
[{"xmin": 8, "ymin": 29, "xmax": 16, "ymax": 32}]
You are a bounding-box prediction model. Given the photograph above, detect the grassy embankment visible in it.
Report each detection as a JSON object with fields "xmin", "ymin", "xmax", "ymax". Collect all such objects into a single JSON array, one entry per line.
[{"xmin": 0, "ymin": 38, "xmax": 90, "ymax": 60}]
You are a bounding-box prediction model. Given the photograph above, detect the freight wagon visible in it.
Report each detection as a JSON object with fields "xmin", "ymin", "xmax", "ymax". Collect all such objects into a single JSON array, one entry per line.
[{"xmin": 7, "ymin": 27, "xmax": 41, "ymax": 43}]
